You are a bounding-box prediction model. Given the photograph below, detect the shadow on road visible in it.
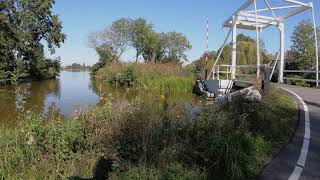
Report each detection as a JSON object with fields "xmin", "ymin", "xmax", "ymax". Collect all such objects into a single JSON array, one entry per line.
[{"xmin": 305, "ymin": 100, "xmax": 320, "ymax": 108}]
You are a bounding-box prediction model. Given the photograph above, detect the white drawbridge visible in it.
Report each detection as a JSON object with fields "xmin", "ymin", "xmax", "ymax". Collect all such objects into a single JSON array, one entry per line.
[{"xmin": 208, "ymin": 0, "xmax": 319, "ymax": 88}]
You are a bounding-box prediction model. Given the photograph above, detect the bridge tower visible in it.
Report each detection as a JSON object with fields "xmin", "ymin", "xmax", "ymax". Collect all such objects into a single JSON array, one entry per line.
[{"xmin": 209, "ymin": 0, "xmax": 319, "ymax": 87}]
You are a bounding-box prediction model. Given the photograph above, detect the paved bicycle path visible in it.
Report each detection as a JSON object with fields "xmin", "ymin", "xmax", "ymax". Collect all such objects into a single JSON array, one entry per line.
[{"xmin": 258, "ymin": 84, "xmax": 320, "ymax": 180}]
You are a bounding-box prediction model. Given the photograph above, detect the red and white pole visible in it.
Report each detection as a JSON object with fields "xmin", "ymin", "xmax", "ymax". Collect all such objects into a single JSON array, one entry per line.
[
  {"xmin": 206, "ymin": 16, "xmax": 209, "ymax": 62},
  {"xmin": 205, "ymin": 16, "xmax": 209, "ymax": 79}
]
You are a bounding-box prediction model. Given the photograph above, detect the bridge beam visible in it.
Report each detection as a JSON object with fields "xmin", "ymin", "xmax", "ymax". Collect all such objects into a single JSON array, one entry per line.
[
  {"xmin": 311, "ymin": 3, "xmax": 319, "ymax": 88},
  {"xmin": 231, "ymin": 16, "xmax": 238, "ymax": 80},
  {"xmin": 278, "ymin": 23, "xmax": 285, "ymax": 84}
]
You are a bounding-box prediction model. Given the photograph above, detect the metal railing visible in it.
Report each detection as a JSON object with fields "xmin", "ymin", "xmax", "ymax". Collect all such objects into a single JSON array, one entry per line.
[
  {"xmin": 211, "ymin": 63, "xmax": 320, "ymax": 87},
  {"xmin": 283, "ymin": 69, "xmax": 320, "ymax": 84},
  {"xmin": 212, "ymin": 64, "xmax": 259, "ymax": 81}
]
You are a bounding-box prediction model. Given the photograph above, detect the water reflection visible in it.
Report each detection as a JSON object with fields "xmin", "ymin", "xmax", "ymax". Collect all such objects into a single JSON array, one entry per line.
[
  {"xmin": 0, "ymin": 71, "xmax": 98, "ymax": 126},
  {"xmin": 0, "ymin": 71, "xmax": 201, "ymax": 127}
]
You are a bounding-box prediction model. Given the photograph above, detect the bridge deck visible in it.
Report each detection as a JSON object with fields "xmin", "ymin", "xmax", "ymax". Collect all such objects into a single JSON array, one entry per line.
[{"xmin": 259, "ymin": 84, "xmax": 320, "ymax": 180}]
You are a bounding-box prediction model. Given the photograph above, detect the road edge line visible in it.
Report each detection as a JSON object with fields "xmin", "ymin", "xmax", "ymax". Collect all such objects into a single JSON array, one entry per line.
[{"xmin": 280, "ymin": 87, "xmax": 310, "ymax": 180}]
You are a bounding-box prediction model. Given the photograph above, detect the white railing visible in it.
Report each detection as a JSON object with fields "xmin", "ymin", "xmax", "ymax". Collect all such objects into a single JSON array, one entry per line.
[
  {"xmin": 210, "ymin": 62, "xmax": 320, "ymax": 86},
  {"xmin": 212, "ymin": 64, "xmax": 259, "ymax": 81},
  {"xmin": 212, "ymin": 65, "xmax": 231, "ymax": 80},
  {"xmin": 283, "ymin": 69, "xmax": 320, "ymax": 83}
]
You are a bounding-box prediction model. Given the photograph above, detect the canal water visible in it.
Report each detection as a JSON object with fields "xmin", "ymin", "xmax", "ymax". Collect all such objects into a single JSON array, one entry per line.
[
  {"xmin": 0, "ymin": 71, "xmax": 99, "ymax": 125},
  {"xmin": 0, "ymin": 71, "xmax": 200, "ymax": 126}
]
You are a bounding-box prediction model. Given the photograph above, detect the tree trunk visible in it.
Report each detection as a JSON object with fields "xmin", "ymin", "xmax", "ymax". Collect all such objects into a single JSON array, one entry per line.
[{"xmin": 135, "ymin": 52, "xmax": 139, "ymax": 63}]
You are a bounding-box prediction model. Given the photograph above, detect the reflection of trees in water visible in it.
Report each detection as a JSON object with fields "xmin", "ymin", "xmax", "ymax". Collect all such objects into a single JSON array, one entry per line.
[
  {"xmin": 89, "ymin": 79, "xmax": 138, "ymax": 104},
  {"xmin": 0, "ymin": 79, "xmax": 61, "ymax": 125},
  {"xmin": 89, "ymin": 79, "xmax": 200, "ymax": 122},
  {"xmin": 46, "ymin": 102, "xmax": 64, "ymax": 121},
  {"xmin": 0, "ymin": 86, "xmax": 17, "ymax": 125},
  {"xmin": 21, "ymin": 79, "xmax": 61, "ymax": 113}
]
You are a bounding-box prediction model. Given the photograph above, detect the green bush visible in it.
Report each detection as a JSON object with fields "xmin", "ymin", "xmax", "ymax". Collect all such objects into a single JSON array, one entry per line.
[
  {"xmin": 285, "ymin": 74, "xmax": 310, "ymax": 87},
  {"xmin": 109, "ymin": 67, "xmax": 137, "ymax": 87}
]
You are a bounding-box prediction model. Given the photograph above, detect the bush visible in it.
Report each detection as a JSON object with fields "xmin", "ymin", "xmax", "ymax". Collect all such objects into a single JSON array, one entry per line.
[
  {"xmin": 285, "ymin": 74, "xmax": 310, "ymax": 87},
  {"xmin": 109, "ymin": 67, "xmax": 137, "ymax": 87}
]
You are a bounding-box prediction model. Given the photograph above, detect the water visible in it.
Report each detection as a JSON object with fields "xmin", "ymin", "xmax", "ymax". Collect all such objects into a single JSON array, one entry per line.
[
  {"xmin": 0, "ymin": 71, "xmax": 98, "ymax": 125},
  {"xmin": 0, "ymin": 71, "xmax": 201, "ymax": 126}
]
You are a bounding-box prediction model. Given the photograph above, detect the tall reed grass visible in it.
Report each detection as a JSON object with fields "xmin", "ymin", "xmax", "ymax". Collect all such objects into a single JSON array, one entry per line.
[{"xmin": 94, "ymin": 62, "xmax": 194, "ymax": 94}]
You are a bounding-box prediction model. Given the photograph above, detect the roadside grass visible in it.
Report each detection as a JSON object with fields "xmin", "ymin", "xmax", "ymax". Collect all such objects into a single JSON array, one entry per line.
[{"xmin": 0, "ymin": 84, "xmax": 297, "ymax": 180}]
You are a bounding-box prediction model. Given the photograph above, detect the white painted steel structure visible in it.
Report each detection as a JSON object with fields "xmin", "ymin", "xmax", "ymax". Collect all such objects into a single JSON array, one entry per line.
[{"xmin": 208, "ymin": 0, "xmax": 319, "ymax": 87}]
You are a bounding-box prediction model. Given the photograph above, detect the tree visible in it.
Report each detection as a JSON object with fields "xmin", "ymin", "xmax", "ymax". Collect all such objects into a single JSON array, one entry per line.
[
  {"xmin": 191, "ymin": 33, "xmax": 271, "ymax": 77},
  {"xmin": 89, "ymin": 17, "xmax": 192, "ymax": 71},
  {"xmin": 219, "ymin": 34, "xmax": 271, "ymax": 65},
  {"xmin": 140, "ymin": 31, "xmax": 162, "ymax": 63},
  {"xmin": 130, "ymin": 18, "xmax": 154, "ymax": 62},
  {"xmin": 289, "ymin": 20, "xmax": 320, "ymax": 70},
  {"xmin": 91, "ymin": 44, "xmax": 115, "ymax": 74},
  {"xmin": 161, "ymin": 32, "xmax": 192, "ymax": 63},
  {"xmin": 0, "ymin": 0, "xmax": 65, "ymax": 83},
  {"xmin": 88, "ymin": 18, "xmax": 132, "ymax": 74},
  {"xmin": 88, "ymin": 18, "xmax": 132, "ymax": 61}
]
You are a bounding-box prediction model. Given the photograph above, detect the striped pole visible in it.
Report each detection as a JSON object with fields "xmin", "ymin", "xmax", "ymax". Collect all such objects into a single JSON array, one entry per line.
[
  {"xmin": 205, "ymin": 16, "xmax": 209, "ymax": 79},
  {"xmin": 206, "ymin": 16, "xmax": 209, "ymax": 62}
]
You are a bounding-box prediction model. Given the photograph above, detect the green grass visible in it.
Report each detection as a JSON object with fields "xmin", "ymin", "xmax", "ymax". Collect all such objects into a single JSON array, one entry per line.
[
  {"xmin": 0, "ymin": 81, "xmax": 297, "ymax": 179},
  {"xmin": 94, "ymin": 62, "xmax": 194, "ymax": 94}
]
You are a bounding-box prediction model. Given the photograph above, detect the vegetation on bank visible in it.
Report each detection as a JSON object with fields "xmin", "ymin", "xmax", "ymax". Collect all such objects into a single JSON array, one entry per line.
[
  {"xmin": 284, "ymin": 20, "xmax": 320, "ymax": 87},
  {"xmin": 190, "ymin": 20, "xmax": 320, "ymax": 86},
  {"xmin": 63, "ymin": 63, "xmax": 91, "ymax": 71},
  {"xmin": 93, "ymin": 63, "xmax": 194, "ymax": 94},
  {"xmin": 0, "ymin": 0, "xmax": 65, "ymax": 85},
  {"xmin": 0, "ymin": 85, "xmax": 297, "ymax": 179},
  {"xmin": 189, "ymin": 33, "xmax": 274, "ymax": 80},
  {"xmin": 88, "ymin": 18, "xmax": 192, "ymax": 75}
]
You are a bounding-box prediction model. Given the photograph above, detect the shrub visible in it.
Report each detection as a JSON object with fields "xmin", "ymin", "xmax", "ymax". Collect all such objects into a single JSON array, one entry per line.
[
  {"xmin": 285, "ymin": 74, "xmax": 310, "ymax": 87},
  {"xmin": 109, "ymin": 67, "xmax": 137, "ymax": 87}
]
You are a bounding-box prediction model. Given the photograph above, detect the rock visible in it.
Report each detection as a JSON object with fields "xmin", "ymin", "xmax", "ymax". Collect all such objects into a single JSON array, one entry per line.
[
  {"xmin": 213, "ymin": 86, "xmax": 262, "ymax": 109},
  {"xmin": 244, "ymin": 88, "xmax": 262, "ymax": 102}
]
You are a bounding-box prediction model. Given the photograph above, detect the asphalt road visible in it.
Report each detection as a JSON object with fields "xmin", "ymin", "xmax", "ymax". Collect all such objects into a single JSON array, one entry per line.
[{"xmin": 258, "ymin": 84, "xmax": 320, "ymax": 180}]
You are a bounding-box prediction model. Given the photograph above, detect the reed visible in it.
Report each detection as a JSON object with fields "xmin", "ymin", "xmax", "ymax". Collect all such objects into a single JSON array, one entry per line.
[{"xmin": 94, "ymin": 62, "xmax": 194, "ymax": 94}]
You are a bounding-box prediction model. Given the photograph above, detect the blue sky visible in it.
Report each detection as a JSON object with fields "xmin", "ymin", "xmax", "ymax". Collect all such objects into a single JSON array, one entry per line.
[{"xmin": 51, "ymin": 0, "xmax": 319, "ymax": 66}]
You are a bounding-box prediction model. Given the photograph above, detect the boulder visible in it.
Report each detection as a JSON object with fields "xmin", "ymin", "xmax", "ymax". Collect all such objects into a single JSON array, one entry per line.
[{"xmin": 213, "ymin": 86, "xmax": 262, "ymax": 109}]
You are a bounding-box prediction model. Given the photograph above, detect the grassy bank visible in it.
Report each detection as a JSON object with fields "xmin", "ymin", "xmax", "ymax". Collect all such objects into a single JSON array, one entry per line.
[
  {"xmin": 93, "ymin": 63, "xmax": 194, "ymax": 94},
  {"xmin": 0, "ymin": 84, "xmax": 297, "ymax": 179}
]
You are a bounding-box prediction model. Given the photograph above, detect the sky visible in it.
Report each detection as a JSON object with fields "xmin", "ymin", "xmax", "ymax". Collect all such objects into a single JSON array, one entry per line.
[{"xmin": 51, "ymin": 0, "xmax": 320, "ymax": 66}]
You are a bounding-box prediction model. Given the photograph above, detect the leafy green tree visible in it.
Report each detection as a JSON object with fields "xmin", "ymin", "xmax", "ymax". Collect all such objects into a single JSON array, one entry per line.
[
  {"xmin": 289, "ymin": 20, "xmax": 320, "ymax": 70},
  {"xmin": 89, "ymin": 17, "xmax": 192, "ymax": 72},
  {"xmin": 91, "ymin": 44, "xmax": 115, "ymax": 74},
  {"xmin": 191, "ymin": 34, "xmax": 271, "ymax": 77},
  {"xmin": 130, "ymin": 18, "xmax": 155, "ymax": 62},
  {"xmin": 0, "ymin": 0, "xmax": 65, "ymax": 84},
  {"xmin": 237, "ymin": 34, "xmax": 255, "ymax": 42},
  {"xmin": 219, "ymin": 34, "xmax": 271, "ymax": 65},
  {"xmin": 161, "ymin": 32, "xmax": 192, "ymax": 63}
]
